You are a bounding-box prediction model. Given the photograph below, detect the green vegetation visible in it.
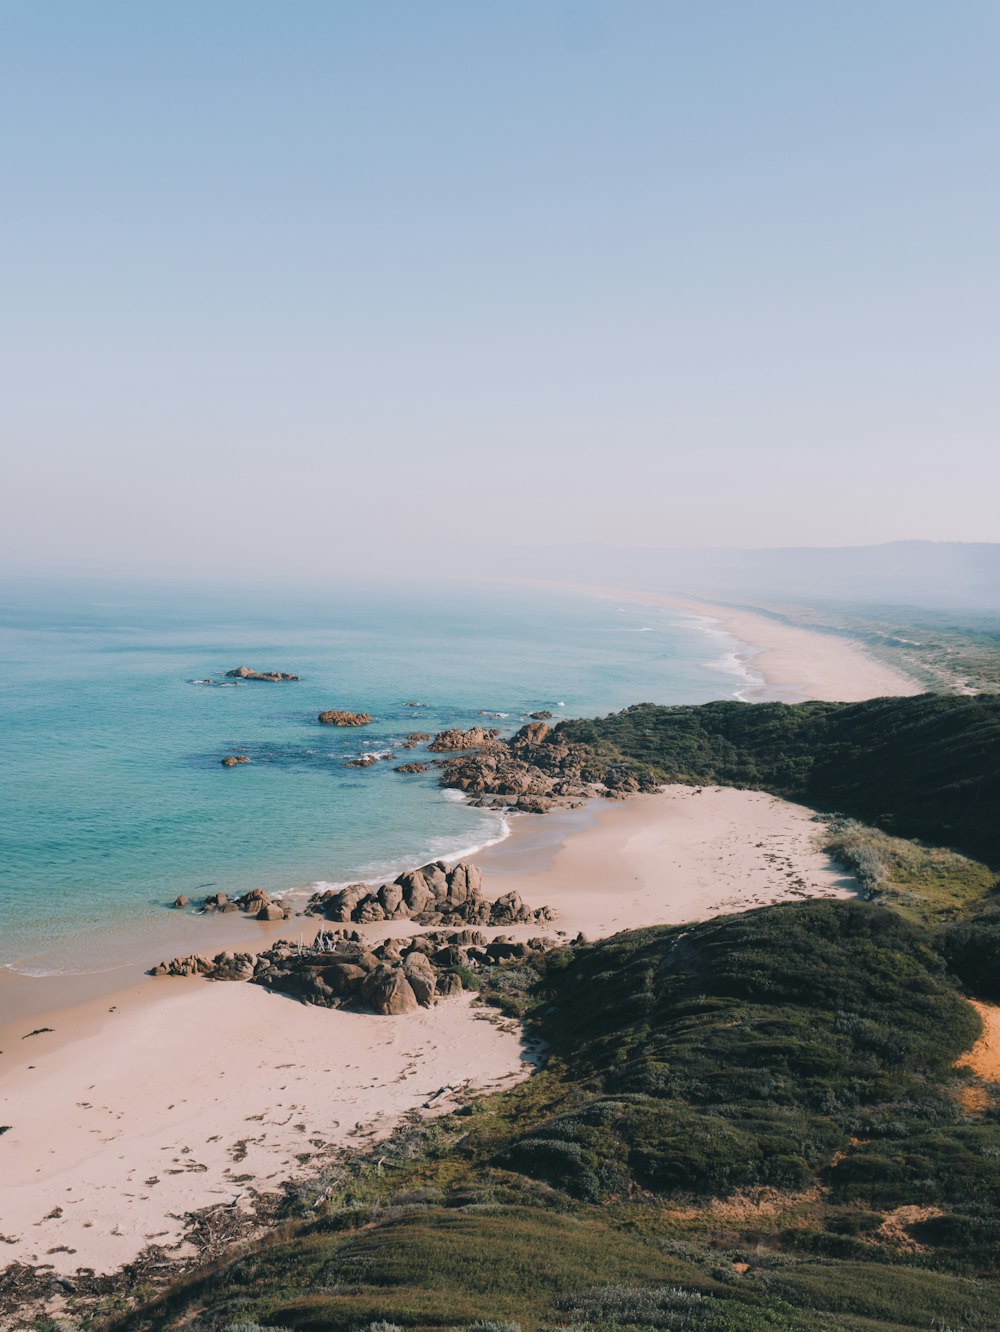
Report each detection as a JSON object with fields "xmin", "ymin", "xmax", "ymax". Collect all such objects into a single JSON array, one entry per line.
[
  {"xmin": 557, "ymin": 693, "xmax": 1000, "ymax": 866},
  {"xmin": 821, "ymin": 819, "xmax": 997, "ymax": 923},
  {"xmin": 110, "ymin": 900, "xmax": 1000, "ymax": 1332}
]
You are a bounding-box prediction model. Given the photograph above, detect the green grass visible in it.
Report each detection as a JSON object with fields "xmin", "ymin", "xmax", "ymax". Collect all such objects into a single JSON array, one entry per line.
[{"xmin": 821, "ymin": 818, "xmax": 998, "ymax": 923}]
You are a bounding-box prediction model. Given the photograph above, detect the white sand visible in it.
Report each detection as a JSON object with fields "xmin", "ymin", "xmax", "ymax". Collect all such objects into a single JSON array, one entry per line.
[
  {"xmin": 0, "ymin": 785, "xmax": 855, "ymax": 1278},
  {"xmin": 651, "ymin": 594, "xmax": 920, "ymax": 702},
  {"xmin": 0, "ymin": 987, "xmax": 528, "ymax": 1274}
]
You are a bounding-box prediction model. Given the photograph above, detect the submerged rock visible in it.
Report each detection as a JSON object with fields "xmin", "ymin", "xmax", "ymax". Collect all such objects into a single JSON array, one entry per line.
[
  {"xmin": 225, "ymin": 666, "xmax": 299, "ymax": 682},
  {"xmin": 220, "ymin": 754, "xmax": 251, "ymax": 767}
]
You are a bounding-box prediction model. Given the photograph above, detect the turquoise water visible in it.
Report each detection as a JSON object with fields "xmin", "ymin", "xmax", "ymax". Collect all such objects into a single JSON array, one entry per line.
[{"xmin": 0, "ymin": 579, "xmax": 750, "ymax": 974}]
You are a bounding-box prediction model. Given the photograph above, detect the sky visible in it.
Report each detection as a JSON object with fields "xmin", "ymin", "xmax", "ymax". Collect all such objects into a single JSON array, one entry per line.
[{"xmin": 1, "ymin": 1, "xmax": 998, "ymax": 580}]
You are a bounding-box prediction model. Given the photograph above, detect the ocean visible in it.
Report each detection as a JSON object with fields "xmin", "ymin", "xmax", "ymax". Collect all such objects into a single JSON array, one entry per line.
[{"xmin": 0, "ymin": 578, "xmax": 761, "ymax": 976}]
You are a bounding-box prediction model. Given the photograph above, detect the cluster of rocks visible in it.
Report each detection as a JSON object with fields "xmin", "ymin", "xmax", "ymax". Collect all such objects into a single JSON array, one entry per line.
[
  {"xmin": 220, "ymin": 753, "xmax": 250, "ymax": 767},
  {"xmin": 428, "ymin": 726, "xmax": 502, "ymax": 752},
  {"xmin": 400, "ymin": 732, "xmax": 430, "ymax": 748},
  {"xmin": 394, "ymin": 761, "xmax": 429, "ymax": 774},
  {"xmin": 435, "ymin": 720, "xmax": 657, "ymax": 813},
  {"xmin": 318, "ymin": 709, "xmax": 374, "ymax": 726},
  {"xmin": 304, "ymin": 859, "xmax": 553, "ymax": 929},
  {"xmin": 226, "ymin": 666, "xmax": 299, "ymax": 682},
  {"xmin": 171, "ymin": 887, "xmax": 294, "ymax": 922},
  {"xmin": 150, "ymin": 927, "xmax": 552, "ymax": 1015}
]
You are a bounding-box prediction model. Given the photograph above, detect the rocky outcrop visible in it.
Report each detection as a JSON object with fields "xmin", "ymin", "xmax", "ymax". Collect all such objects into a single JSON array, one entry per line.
[
  {"xmin": 399, "ymin": 732, "xmax": 431, "ymax": 749},
  {"xmin": 150, "ymin": 927, "xmax": 552, "ymax": 1016},
  {"xmin": 149, "ymin": 950, "xmax": 256, "ymax": 981},
  {"xmin": 304, "ymin": 859, "xmax": 553, "ymax": 929},
  {"xmin": 318, "ymin": 710, "xmax": 374, "ymax": 726},
  {"xmin": 438, "ymin": 720, "xmax": 657, "ymax": 811},
  {"xmin": 198, "ymin": 887, "xmax": 293, "ymax": 920},
  {"xmin": 220, "ymin": 754, "xmax": 250, "ymax": 767},
  {"xmin": 394, "ymin": 761, "xmax": 429, "ymax": 773},
  {"xmin": 428, "ymin": 726, "xmax": 501, "ymax": 752},
  {"xmin": 528, "ymin": 710, "xmax": 553, "ymax": 720},
  {"xmin": 225, "ymin": 666, "xmax": 299, "ymax": 682}
]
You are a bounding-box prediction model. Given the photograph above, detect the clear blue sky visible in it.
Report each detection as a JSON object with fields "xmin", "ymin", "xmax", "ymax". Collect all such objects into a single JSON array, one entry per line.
[{"xmin": 2, "ymin": 1, "xmax": 997, "ymax": 577}]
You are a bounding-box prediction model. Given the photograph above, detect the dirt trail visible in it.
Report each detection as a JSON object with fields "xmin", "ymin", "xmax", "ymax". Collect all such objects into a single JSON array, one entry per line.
[{"xmin": 956, "ymin": 1000, "xmax": 1000, "ymax": 1081}]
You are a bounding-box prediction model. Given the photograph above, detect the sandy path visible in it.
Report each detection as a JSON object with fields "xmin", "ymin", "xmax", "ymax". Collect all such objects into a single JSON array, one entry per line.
[{"xmin": 956, "ymin": 1000, "xmax": 1000, "ymax": 1082}]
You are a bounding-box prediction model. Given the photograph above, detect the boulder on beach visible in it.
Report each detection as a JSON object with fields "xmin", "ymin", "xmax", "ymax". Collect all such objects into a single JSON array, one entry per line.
[
  {"xmin": 318, "ymin": 710, "xmax": 374, "ymax": 726},
  {"xmin": 172, "ymin": 895, "xmax": 189, "ymax": 909}
]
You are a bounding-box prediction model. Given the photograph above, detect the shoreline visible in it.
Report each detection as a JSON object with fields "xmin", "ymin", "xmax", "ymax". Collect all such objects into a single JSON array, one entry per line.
[
  {"xmin": 0, "ymin": 590, "xmax": 917, "ymax": 1299},
  {"xmin": 566, "ymin": 583, "xmax": 923, "ymax": 703},
  {"xmin": 0, "ymin": 784, "xmax": 857, "ymax": 1282},
  {"xmin": 0, "ymin": 583, "xmax": 915, "ymax": 986}
]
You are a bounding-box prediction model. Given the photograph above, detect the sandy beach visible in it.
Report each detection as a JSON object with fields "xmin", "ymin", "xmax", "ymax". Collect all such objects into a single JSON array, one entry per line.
[
  {"xmin": 0, "ymin": 784, "xmax": 855, "ymax": 1281},
  {"xmin": 652, "ymin": 593, "xmax": 921, "ymax": 703},
  {"xmin": 559, "ymin": 582, "xmax": 922, "ymax": 703}
]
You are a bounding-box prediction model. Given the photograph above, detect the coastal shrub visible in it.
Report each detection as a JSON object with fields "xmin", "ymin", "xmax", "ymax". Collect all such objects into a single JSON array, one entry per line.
[
  {"xmin": 556, "ymin": 693, "xmax": 1000, "ymax": 866},
  {"xmin": 560, "ymin": 1285, "xmax": 807, "ymax": 1330},
  {"xmin": 939, "ymin": 913, "xmax": 1000, "ymax": 1000},
  {"xmin": 486, "ymin": 901, "xmax": 981, "ymax": 1203},
  {"xmin": 461, "ymin": 1322, "xmax": 522, "ymax": 1332}
]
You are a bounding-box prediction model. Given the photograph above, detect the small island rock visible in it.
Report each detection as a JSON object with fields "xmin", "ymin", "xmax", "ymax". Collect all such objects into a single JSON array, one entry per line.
[{"xmin": 318, "ymin": 710, "xmax": 374, "ymax": 726}]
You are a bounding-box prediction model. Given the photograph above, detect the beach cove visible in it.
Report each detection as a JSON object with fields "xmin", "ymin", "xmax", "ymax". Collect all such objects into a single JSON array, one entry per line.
[{"xmin": 0, "ymin": 594, "xmax": 921, "ymax": 1296}]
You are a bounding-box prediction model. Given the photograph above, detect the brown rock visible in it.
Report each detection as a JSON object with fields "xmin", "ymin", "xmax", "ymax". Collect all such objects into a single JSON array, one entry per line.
[
  {"xmin": 403, "ymin": 952, "xmax": 437, "ymax": 1006},
  {"xmin": 428, "ymin": 726, "xmax": 500, "ymax": 752},
  {"xmin": 362, "ymin": 965, "xmax": 419, "ymax": 1015},
  {"xmin": 513, "ymin": 721, "xmax": 550, "ymax": 746},
  {"xmin": 221, "ymin": 754, "xmax": 250, "ymax": 767},
  {"xmin": 377, "ymin": 882, "xmax": 408, "ymax": 917},
  {"xmin": 393, "ymin": 762, "xmax": 429, "ymax": 773},
  {"xmin": 318, "ymin": 710, "xmax": 374, "ymax": 726},
  {"xmin": 446, "ymin": 861, "xmax": 482, "ymax": 905},
  {"xmin": 172, "ymin": 895, "xmax": 189, "ymax": 909}
]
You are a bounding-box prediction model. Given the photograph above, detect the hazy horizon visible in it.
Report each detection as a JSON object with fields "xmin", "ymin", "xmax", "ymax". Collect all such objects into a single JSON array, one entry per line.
[{"xmin": 3, "ymin": 2, "xmax": 999, "ymax": 580}]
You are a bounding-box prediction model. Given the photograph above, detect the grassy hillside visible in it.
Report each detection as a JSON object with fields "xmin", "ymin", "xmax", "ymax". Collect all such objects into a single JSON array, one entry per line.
[
  {"xmin": 556, "ymin": 693, "xmax": 1000, "ymax": 866},
  {"xmin": 108, "ymin": 901, "xmax": 1000, "ymax": 1332}
]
